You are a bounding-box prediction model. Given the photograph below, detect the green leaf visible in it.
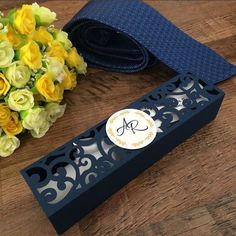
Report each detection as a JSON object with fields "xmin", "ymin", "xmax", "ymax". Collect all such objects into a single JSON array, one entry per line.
[
  {"xmin": 9, "ymin": 86, "xmax": 17, "ymax": 93},
  {"xmin": 30, "ymin": 87, "xmax": 38, "ymax": 94},
  {"xmin": 4, "ymin": 96, "xmax": 8, "ymax": 103},
  {"xmin": 14, "ymin": 50, "xmax": 20, "ymax": 60},
  {"xmin": 35, "ymin": 15, "xmax": 41, "ymax": 27},
  {"xmin": 20, "ymin": 110, "xmax": 28, "ymax": 120},
  {"xmin": 7, "ymin": 9, "xmax": 16, "ymax": 26},
  {"xmin": 0, "ymin": 18, "xmax": 9, "ymax": 27},
  {"xmin": 35, "ymin": 73, "xmax": 42, "ymax": 80},
  {"xmin": 0, "ymin": 67, "xmax": 7, "ymax": 74}
]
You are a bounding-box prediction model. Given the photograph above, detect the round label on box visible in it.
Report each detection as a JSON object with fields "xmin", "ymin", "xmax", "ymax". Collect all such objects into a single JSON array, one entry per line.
[{"xmin": 106, "ymin": 109, "xmax": 157, "ymax": 149}]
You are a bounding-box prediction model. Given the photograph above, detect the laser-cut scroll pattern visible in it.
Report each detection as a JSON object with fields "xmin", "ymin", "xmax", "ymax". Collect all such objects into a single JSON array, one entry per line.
[{"xmin": 24, "ymin": 74, "xmax": 220, "ymax": 207}]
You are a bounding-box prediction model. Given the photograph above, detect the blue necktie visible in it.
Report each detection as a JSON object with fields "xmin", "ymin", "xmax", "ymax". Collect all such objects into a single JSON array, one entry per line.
[{"xmin": 64, "ymin": 0, "xmax": 236, "ymax": 84}]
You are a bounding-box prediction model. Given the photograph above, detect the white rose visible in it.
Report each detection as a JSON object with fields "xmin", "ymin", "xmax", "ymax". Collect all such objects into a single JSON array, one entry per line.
[
  {"xmin": 47, "ymin": 57, "xmax": 64, "ymax": 82},
  {"xmin": 45, "ymin": 102, "xmax": 66, "ymax": 124},
  {"xmin": 0, "ymin": 41, "xmax": 14, "ymax": 68},
  {"xmin": 5, "ymin": 62, "xmax": 31, "ymax": 88},
  {"xmin": 54, "ymin": 30, "xmax": 72, "ymax": 50},
  {"xmin": 22, "ymin": 107, "xmax": 50, "ymax": 138},
  {"xmin": 8, "ymin": 89, "xmax": 34, "ymax": 112},
  {"xmin": 32, "ymin": 2, "xmax": 57, "ymax": 26},
  {"xmin": 0, "ymin": 135, "xmax": 20, "ymax": 157},
  {"xmin": 30, "ymin": 121, "xmax": 50, "ymax": 138}
]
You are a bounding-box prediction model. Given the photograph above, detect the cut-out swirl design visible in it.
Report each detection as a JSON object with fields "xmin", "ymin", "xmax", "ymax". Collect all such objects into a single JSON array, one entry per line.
[{"xmin": 23, "ymin": 74, "xmax": 220, "ymax": 207}]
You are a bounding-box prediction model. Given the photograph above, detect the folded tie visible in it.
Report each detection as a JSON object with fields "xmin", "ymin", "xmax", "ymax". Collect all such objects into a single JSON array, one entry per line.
[{"xmin": 64, "ymin": 0, "xmax": 236, "ymax": 84}]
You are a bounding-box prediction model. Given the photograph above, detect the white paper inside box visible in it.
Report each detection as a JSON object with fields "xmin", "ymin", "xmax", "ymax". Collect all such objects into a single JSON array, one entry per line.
[{"xmin": 21, "ymin": 73, "xmax": 224, "ymax": 234}]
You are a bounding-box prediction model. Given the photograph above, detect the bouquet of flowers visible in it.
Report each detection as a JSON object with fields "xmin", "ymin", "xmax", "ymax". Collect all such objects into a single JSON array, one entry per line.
[{"xmin": 0, "ymin": 3, "xmax": 87, "ymax": 157}]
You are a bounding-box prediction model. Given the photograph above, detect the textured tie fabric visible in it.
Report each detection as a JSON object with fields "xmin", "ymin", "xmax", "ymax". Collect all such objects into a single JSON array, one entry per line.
[{"xmin": 64, "ymin": 0, "xmax": 236, "ymax": 84}]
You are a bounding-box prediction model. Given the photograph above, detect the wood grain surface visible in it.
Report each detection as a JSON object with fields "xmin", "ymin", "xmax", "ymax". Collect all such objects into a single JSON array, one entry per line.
[{"xmin": 1, "ymin": 1, "xmax": 236, "ymax": 236}]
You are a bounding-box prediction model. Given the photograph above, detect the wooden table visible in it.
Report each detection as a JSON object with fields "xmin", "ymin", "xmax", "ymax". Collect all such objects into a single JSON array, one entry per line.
[{"xmin": 1, "ymin": 1, "xmax": 236, "ymax": 235}]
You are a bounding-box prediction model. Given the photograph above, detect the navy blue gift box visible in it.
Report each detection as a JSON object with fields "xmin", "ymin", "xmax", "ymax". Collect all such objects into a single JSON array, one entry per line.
[
  {"xmin": 21, "ymin": 73, "xmax": 224, "ymax": 234},
  {"xmin": 21, "ymin": 0, "xmax": 236, "ymax": 233}
]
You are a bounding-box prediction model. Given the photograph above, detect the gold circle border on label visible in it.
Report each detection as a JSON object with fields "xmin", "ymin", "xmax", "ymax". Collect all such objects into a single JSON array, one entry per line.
[{"xmin": 106, "ymin": 109, "xmax": 157, "ymax": 150}]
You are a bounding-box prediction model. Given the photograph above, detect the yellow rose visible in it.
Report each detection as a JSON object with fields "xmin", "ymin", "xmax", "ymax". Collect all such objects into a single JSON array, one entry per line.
[
  {"xmin": 46, "ymin": 40, "xmax": 68, "ymax": 62},
  {"xmin": 46, "ymin": 102, "xmax": 66, "ymax": 124},
  {"xmin": 2, "ymin": 112, "xmax": 23, "ymax": 136},
  {"xmin": 66, "ymin": 47, "xmax": 87, "ymax": 74},
  {"xmin": 33, "ymin": 26, "xmax": 53, "ymax": 45},
  {"xmin": 62, "ymin": 66, "xmax": 77, "ymax": 90},
  {"xmin": 0, "ymin": 32, "xmax": 8, "ymax": 41},
  {"xmin": 0, "ymin": 135, "xmax": 20, "ymax": 157},
  {"xmin": 0, "ymin": 73, "xmax": 10, "ymax": 96},
  {"xmin": 8, "ymin": 89, "xmax": 34, "ymax": 112},
  {"xmin": 14, "ymin": 5, "xmax": 36, "ymax": 35},
  {"xmin": 7, "ymin": 27, "xmax": 26, "ymax": 49},
  {"xmin": 22, "ymin": 107, "xmax": 50, "ymax": 138},
  {"xmin": 0, "ymin": 41, "xmax": 14, "ymax": 68},
  {"xmin": 20, "ymin": 40, "xmax": 42, "ymax": 70},
  {"xmin": 0, "ymin": 103, "xmax": 11, "ymax": 126},
  {"xmin": 35, "ymin": 73, "xmax": 64, "ymax": 102}
]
